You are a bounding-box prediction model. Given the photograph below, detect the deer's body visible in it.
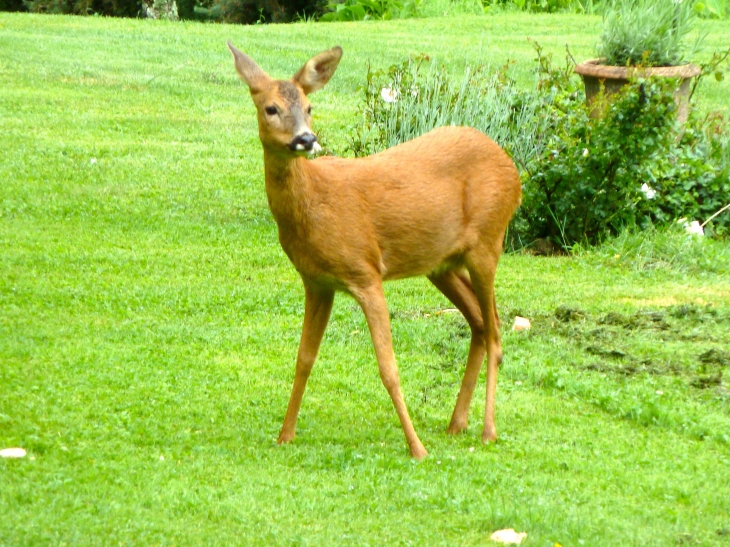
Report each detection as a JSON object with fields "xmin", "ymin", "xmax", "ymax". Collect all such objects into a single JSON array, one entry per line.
[
  {"xmin": 267, "ymin": 126, "xmax": 520, "ymax": 287},
  {"xmin": 228, "ymin": 43, "xmax": 521, "ymax": 459}
]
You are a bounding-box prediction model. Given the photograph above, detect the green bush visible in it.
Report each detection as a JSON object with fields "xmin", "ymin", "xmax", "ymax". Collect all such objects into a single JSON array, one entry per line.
[
  {"xmin": 0, "ymin": 0, "xmax": 26, "ymax": 11},
  {"xmin": 320, "ymin": 0, "xmax": 421, "ymax": 21},
  {"xmin": 23, "ymin": 0, "xmax": 141, "ymax": 15},
  {"xmin": 176, "ymin": 0, "xmax": 195, "ymax": 17},
  {"xmin": 22, "ymin": 0, "xmax": 72, "ymax": 13},
  {"xmin": 488, "ymin": 0, "xmax": 591, "ymax": 13},
  {"xmin": 598, "ymin": 0, "xmax": 705, "ymax": 66},
  {"xmin": 518, "ymin": 77, "xmax": 677, "ymax": 247},
  {"xmin": 348, "ymin": 46, "xmax": 730, "ymax": 250},
  {"xmin": 515, "ymin": 49, "xmax": 729, "ymax": 244},
  {"xmin": 650, "ymin": 114, "xmax": 730, "ymax": 236},
  {"xmin": 695, "ymin": 0, "xmax": 728, "ymax": 19},
  {"xmin": 194, "ymin": 0, "xmax": 326, "ymax": 22},
  {"xmin": 346, "ymin": 55, "xmax": 549, "ymax": 172}
]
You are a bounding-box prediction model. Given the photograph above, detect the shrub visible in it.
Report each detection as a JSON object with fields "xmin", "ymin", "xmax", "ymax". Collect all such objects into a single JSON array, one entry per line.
[
  {"xmin": 0, "ymin": 0, "xmax": 26, "ymax": 11},
  {"xmin": 142, "ymin": 0, "xmax": 179, "ymax": 18},
  {"xmin": 320, "ymin": 0, "xmax": 421, "ymax": 21},
  {"xmin": 176, "ymin": 0, "xmax": 195, "ymax": 17},
  {"xmin": 488, "ymin": 0, "xmax": 590, "ymax": 13},
  {"xmin": 650, "ymin": 113, "xmax": 730, "ymax": 236},
  {"xmin": 23, "ymin": 0, "xmax": 141, "ymax": 15},
  {"xmin": 348, "ymin": 45, "xmax": 730, "ymax": 250},
  {"xmin": 598, "ymin": 0, "xmax": 705, "ymax": 67},
  {"xmin": 519, "ymin": 77, "xmax": 678, "ymax": 247},
  {"xmin": 346, "ymin": 55, "xmax": 549, "ymax": 173},
  {"xmin": 515, "ymin": 48, "xmax": 729, "ymax": 244},
  {"xmin": 694, "ymin": 0, "xmax": 729, "ymax": 19},
  {"xmin": 194, "ymin": 0, "xmax": 325, "ymax": 22}
]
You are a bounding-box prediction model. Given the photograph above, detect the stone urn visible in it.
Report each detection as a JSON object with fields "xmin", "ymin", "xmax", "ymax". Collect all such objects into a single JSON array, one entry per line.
[{"xmin": 574, "ymin": 59, "xmax": 701, "ymax": 122}]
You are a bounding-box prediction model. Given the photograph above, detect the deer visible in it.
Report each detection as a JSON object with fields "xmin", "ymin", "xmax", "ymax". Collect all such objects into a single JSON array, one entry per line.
[{"xmin": 227, "ymin": 42, "xmax": 522, "ymax": 460}]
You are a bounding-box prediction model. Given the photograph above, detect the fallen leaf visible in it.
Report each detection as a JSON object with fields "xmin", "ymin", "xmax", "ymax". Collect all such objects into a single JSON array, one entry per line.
[
  {"xmin": 0, "ymin": 447, "xmax": 27, "ymax": 459},
  {"xmin": 433, "ymin": 308, "xmax": 459, "ymax": 315},
  {"xmin": 512, "ymin": 316, "xmax": 531, "ymax": 331},
  {"xmin": 490, "ymin": 529, "xmax": 527, "ymax": 544}
]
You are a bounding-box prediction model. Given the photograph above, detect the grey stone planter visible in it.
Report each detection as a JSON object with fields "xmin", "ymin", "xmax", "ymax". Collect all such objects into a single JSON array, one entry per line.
[{"xmin": 574, "ymin": 59, "xmax": 701, "ymax": 123}]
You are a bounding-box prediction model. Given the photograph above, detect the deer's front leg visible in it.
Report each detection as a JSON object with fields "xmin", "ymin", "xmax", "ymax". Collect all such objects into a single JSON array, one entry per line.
[
  {"xmin": 278, "ymin": 285, "xmax": 334, "ymax": 445},
  {"xmin": 352, "ymin": 282, "xmax": 428, "ymax": 460}
]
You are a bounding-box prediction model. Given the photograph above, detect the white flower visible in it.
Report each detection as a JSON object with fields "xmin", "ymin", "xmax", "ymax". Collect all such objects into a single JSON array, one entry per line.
[
  {"xmin": 90, "ymin": 158, "xmax": 97, "ymax": 164},
  {"xmin": 380, "ymin": 87, "xmax": 399, "ymax": 103},
  {"xmin": 641, "ymin": 183, "xmax": 656, "ymax": 199},
  {"xmin": 582, "ymin": 148, "xmax": 589, "ymax": 157},
  {"xmin": 686, "ymin": 221, "xmax": 704, "ymax": 236},
  {"xmin": 677, "ymin": 218, "xmax": 704, "ymax": 236}
]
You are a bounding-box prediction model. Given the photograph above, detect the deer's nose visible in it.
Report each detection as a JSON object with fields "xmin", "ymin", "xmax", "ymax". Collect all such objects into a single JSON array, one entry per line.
[{"xmin": 289, "ymin": 132, "xmax": 319, "ymax": 152}]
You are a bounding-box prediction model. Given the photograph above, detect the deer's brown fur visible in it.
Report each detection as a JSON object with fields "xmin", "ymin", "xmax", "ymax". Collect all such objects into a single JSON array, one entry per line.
[{"xmin": 228, "ymin": 42, "xmax": 522, "ymax": 459}]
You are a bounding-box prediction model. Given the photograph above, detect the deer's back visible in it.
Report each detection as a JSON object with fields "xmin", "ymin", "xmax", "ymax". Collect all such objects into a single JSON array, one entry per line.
[{"xmin": 300, "ymin": 126, "xmax": 521, "ymax": 282}]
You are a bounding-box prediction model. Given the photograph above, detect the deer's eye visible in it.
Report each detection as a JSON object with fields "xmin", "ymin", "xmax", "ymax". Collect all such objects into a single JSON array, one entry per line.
[
  {"xmin": 265, "ymin": 106, "xmax": 278, "ymax": 116},
  {"xmin": 307, "ymin": 106, "xmax": 312, "ymax": 115}
]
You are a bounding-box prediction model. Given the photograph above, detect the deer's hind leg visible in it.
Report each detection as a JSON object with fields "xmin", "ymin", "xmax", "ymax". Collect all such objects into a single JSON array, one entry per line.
[
  {"xmin": 428, "ymin": 270, "xmax": 486, "ymax": 435},
  {"xmin": 464, "ymin": 246, "xmax": 503, "ymax": 443}
]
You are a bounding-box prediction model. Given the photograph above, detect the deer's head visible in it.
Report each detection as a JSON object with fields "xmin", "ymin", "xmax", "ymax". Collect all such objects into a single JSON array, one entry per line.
[{"xmin": 228, "ymin": 42, "xmax": 342, "ymax": 157}]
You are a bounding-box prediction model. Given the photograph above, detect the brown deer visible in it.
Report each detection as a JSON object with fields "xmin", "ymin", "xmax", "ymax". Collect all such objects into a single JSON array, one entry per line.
[{"xmin": 228, "ymin": 42, "xmax": 522, "ymax": 459}]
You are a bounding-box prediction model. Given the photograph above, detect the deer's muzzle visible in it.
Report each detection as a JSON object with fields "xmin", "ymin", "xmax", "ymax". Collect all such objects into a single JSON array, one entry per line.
[{"xmin": 288, "ymin": 132, "xmax": 321, "ymax": 154}]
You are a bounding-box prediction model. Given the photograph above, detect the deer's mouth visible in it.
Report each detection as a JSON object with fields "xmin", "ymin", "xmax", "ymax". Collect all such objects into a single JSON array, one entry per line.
[{"xmin": 288, "ymin": 132, "xmax": 321, "ymax": 155}]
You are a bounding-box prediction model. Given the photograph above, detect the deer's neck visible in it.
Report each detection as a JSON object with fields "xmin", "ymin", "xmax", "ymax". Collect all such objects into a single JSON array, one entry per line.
[{"xmin": 262, "ymin": 149, "xmax": 313, "ymax": 229}]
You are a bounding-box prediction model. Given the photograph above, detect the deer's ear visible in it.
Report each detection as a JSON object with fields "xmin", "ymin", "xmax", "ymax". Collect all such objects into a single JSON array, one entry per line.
[
  {"xmin": 292, "ymin": 46, "xmax": 343, "ymax": 95},
  {"xmin": 228, "ymin": 41, "xmax": 271, "ymax": 94}
]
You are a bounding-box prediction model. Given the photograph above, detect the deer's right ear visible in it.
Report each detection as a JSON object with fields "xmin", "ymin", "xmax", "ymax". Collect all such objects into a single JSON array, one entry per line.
[
  {"xmin": 292, "ymin": 46, "xmax": 343, "ymax": 95},
  {"xmin": 227, "ymin": 41, "xmax": 270, "ymax": 94}
]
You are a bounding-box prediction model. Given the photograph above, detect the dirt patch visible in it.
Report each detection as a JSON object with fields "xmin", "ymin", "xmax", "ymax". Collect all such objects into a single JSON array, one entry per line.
[
  {"xmin": 555, "ymin": 305, "xmax": 587, "ymax": 322},
  {"xmin": 668, "ymin": 303, "xmax": 719, "ymax": 320},
  {"xmin": 586, "ymin": 346, "xmax": 628, "ymax": 359},
  {"xmin": 690, "ymin": 374, "xmax": 723, "ymax": 389},
  {"xmin": 598, "ymin": 311, "xmax": 670, "ymax": 330},
  {"xmin": 515, "ymin": 304, "xmax": 730, "ymax": 387},
  {"xmin": 583, "ymin": 362, "xmax": 639, "ymax": 376},
  {"xmin": 699, "ymin": 348, "xmax": 730, "ymax": 368}
]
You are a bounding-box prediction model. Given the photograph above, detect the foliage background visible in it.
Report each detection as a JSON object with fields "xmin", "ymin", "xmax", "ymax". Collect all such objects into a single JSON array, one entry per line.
[
  {"xmin": 4, "ymin": 0, "xmax": 730, "ymax": 20},
  {"xmin": 1, "ymin": 12, "xmax": 730, "ymax": 546},
  {"xmin": 346, "ymin": 48, "xmax": 730, "ymax": 248}
]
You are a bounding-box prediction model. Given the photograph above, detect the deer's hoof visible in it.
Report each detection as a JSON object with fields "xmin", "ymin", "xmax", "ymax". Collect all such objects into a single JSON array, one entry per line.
[
  {"xmin": 277, "ymin": 431, "xmax": 295, "ymax": 445},
  {"xmin": 481, "ymin": 428, "xmax": 498, "ymax": 443},
  {"xmin": 410, "ymin": 443, "xmax": 429, "ymax": 461},
  {"xmin": 446, "ymin": 420, "xmax": 468, "ymax": 435}
]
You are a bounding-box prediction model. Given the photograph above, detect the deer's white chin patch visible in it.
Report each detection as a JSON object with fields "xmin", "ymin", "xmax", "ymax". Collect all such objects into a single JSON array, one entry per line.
[{"xmin": 308, "ymin": 142, "xmax": 322, "ymax": 155}]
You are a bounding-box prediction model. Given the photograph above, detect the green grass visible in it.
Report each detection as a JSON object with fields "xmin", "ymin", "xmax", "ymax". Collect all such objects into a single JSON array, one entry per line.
[{"xmin": 2, "ymin": 12, "xmax": 730, "ymax": 546}]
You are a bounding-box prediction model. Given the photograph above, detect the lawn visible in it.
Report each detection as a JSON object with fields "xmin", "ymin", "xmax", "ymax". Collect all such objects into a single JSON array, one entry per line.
[{"xmin": 1, "ymin": 11, "xmax": 730, "ymax": 546}]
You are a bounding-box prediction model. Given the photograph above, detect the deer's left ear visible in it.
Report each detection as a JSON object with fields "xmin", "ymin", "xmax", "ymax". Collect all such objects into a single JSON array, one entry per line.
[
  {"xmin": 228, "ymin": 41, "xmax": 271, "ymax": 94},
  {"xmin": 292, "ymin": 46, "xmax": 343, "ymax": 95}
]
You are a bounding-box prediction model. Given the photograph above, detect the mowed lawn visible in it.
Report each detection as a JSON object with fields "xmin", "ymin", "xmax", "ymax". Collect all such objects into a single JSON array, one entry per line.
[{"xmin": 1, "ymin": 12, "xmax": 730, "ymax": 546}]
